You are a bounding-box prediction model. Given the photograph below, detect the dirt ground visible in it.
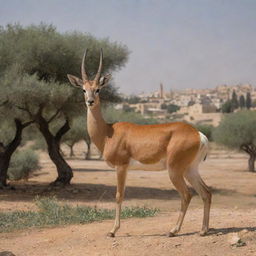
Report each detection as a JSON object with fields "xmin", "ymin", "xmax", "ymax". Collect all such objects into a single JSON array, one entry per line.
[{"xmin": 0, "ymin": 144, "xmax": 256, "ymax": 256}]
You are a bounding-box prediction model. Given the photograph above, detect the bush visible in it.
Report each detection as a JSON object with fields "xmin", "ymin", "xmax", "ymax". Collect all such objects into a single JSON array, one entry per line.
[{"xmin": 8, "ymin": 148, "xmax": 40, "ymax": 180}]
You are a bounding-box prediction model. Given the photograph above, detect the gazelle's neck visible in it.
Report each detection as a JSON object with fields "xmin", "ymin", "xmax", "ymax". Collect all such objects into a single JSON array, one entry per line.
[{"xmin": 87, "ymin": 103, "xmax": 109, "ymax": 153}]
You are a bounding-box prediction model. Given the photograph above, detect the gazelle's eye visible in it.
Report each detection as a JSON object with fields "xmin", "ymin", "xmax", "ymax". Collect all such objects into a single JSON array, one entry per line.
[
  {"xmin": 83, "ymin": 89, "xmax": 86, "ymax": 93},
  {"xmin": 95, "ymin": 89, "xmax": 100, "ymax": 94}
]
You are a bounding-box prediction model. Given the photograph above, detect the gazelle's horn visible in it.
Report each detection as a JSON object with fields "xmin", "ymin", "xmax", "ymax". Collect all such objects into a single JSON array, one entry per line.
[
  {"xmin": 81, "ymin": 49, "xmax": 89, "ymax": 81},
  {"xmin": 94, "ymin": 48, "xmax": 103, "ymax": 82}
]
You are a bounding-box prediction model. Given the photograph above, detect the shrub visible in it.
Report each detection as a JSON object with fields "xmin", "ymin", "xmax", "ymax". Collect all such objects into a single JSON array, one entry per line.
[{"xmin": 8, "ymin": 148, "xmax": 40, "ymax": 180}]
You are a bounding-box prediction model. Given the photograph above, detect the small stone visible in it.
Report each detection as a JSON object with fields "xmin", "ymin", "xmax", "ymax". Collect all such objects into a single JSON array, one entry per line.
[
  {"xmin": 229, "ymin": 233, "xmax": 240, "ymax": 245},
  {"xmin": 228, "ymin": 233, "xmax": 246, "ymax": 247}
]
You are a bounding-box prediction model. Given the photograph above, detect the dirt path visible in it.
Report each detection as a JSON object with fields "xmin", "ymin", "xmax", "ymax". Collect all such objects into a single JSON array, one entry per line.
[
  {"xmin": 0, "ymin": 147, "xmax": 256, "ymax": 255},
  {"xmin": 1, "ymin": 209, "xmax": 256, "ymax": 256}
]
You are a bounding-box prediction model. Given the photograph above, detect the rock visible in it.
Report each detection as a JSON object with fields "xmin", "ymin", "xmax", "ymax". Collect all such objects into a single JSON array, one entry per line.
[
  {"xmin": 229, "ymin": 233, "xmax": 240, "ymax": 245},
  {"xmin": 0, "ymin": 251, "xmax": 16, "ymax": 256},
  {"xmin": 240, "ymin": 229, "xmax": 249, "ymax": 235},
  {"xmin": 228, "ymin": 233, "xmax": 246, "ymax": 247}
]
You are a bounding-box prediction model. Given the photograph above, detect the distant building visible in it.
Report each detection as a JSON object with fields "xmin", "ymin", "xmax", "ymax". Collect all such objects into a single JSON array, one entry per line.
[{"xmin": 123, "ymin": 82, "xmax": 255, "ymax": 126}]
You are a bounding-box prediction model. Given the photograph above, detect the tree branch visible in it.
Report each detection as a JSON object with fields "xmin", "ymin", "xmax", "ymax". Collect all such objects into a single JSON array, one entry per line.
[
  {"xmin": 22, "ymin": 120, "xmax": 35, "ymax": 128},
  {"xmin": 47, "ymin": 109, "xmax": 61, "ymax": 124},
  {"xmin": 241, "ymin": 143, "xmax": 256, "ymax": 155},
  {"xmin": 241, "ymin": 144, "xmax": 251, "ymax": 154},
  {"xmin": 5, "ymin": 119, "xmax": 24, "ymax": 155},
  {"xmin": 15, "ymin": 105, "xmax": 32, "ymax": 116},
  {"xmin": 55, "ymin": 119, "xmax": 70, "ymax": 144}
]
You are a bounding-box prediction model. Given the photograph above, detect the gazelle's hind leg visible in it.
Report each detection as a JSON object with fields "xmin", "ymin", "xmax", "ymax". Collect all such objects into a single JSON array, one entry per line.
[
  {"xmin": 107, "ymin": 165, "xmax": 128, "ymax": 237},
  {"xmin": 185, "ymin": 166, "xmax": 212, "ymax": 236},
  {"xmin": 168, "ymin": 168, "xmax": 192, "ymax": 237}
]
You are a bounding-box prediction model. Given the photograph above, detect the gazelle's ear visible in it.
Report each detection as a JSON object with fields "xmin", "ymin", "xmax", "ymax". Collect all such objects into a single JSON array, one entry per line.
[
  {"xmin": 67, "ymin": 74, "xmax": 83, "ymax": 88},
  {"xmin": 99, "ymin": 74, "xmax": 112, "ymax": 87}
]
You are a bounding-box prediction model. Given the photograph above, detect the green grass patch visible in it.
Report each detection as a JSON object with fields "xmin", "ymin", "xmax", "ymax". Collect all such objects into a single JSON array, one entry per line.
[{"xmin": 0, "ymin": 197, "xmax": 159, "ymax": 233}]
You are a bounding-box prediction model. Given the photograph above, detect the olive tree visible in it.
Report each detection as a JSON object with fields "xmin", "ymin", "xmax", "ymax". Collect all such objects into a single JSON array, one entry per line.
[
  {"xmin": 62, "ymin": 116, "xmax": 91, "ymax": 159},
  {"xmin": 0, "ymin": 117, "xmax": 33, "ymax": 187},
  {"xmin": 213, "ymin": 110, "xmax": 256, "ymax": 172},
  {"xmin": 0, "ymin": 24, "xmax": 129, "ymax": 185}
]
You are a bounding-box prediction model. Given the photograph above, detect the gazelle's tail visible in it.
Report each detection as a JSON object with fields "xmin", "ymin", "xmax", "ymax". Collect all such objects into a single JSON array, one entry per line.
[
  {"xmin": 198, "ymin": 132, "xmax": 209, "ymax": 162},
  {"xmin": 191, "ymin": 132, "xmax": 209, "ymax": 167}
]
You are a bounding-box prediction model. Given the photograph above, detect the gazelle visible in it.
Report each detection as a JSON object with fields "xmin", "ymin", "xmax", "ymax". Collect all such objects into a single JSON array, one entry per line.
[{"xmin": 67, "ymin": 49, "xmax": 212, "ymax": 237}]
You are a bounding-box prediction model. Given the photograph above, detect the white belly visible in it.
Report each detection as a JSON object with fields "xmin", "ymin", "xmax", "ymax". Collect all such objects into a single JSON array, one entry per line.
[{"xmin": 128, "ymin": 158, "xmax": 166, "ymax": 171}]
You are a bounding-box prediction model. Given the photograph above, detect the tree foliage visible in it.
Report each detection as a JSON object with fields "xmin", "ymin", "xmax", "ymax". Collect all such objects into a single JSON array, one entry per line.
[
  {"xmin": 221, "ymin": 100, "xmax": 233, "ymax": 113},
  {"xmin": 246, "ymin": 92, "xmax": 252, "ymax": 109},
  {"xmin": 231, "ymin": 90, "xmax": 239, "ymax": 110},
  {"xmin": 0, "ymin": 24, "xmax": 128, "ymax": 82},
  {"xmin": 239, "ymin": 95, "xmax": 245, "ymax": 108},
  {"xmin": 124, "ymin": 96, "xmax": 141, "ymax": 104},
  {"xmin": 161, "ymin": 103, "xmax": 180, "ymax": 113}
]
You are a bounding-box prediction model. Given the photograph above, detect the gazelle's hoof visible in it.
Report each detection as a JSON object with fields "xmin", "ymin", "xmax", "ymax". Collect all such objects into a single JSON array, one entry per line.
[
  {"xmin": 167, "ymin": 232, "xmax": 176, "ymax": 237},
  {"xmin": 199, "ymin": 230, "xmax": 208, "ymax": 236},
  {"xmin": 107, "ymin": 232, "xmax": 115, "ymax": 237}
]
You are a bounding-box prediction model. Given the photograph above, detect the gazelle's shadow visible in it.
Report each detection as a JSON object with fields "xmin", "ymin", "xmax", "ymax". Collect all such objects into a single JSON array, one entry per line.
[
  {"xmin": 117, "ymin": 226, "xmax": 256, "ymax": 238},
  {"xmin": 208, "ymin": 226, "xmax": 256, "ymax": 235}
]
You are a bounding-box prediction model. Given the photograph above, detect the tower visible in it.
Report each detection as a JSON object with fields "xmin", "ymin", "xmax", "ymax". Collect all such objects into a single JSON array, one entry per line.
[{"xmin": 160, "ymin": 83, "xmax": 164, "ymax": 99}]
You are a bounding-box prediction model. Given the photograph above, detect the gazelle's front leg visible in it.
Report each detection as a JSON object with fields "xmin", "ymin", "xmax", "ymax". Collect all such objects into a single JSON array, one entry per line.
[{"xmin": 107, "ymin": 165, "xmax": 128, "ymax": 237}]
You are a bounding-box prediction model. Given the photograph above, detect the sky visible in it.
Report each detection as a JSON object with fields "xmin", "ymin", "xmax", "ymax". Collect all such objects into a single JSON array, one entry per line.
[{"xmin": 0, "ymin": 0, "xmax": 256, "ymax": 94}]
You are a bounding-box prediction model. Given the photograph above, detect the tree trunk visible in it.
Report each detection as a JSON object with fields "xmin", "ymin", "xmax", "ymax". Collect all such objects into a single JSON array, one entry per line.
[
  {"xmin": 85, "ymin": 140, "xmax": 91, "ymax": 160},
  {"xmin": 248, "ymin": 154, "xmax": 255, "ymax": 172},
  {"xmin": 0, "ymin": 155, "xmax": 11, "ymax": 187},
  {"xmin": 0, "ymin": 119, "xmax": 26, "ymax": 188},
  {"xmin": 241, "ymin": 144, "xmax": 256, "ymax": 172},
  {"xmin": 69, "ymin": 144, "xmax": 74, "ymax": 157},
  {"xmin": 36, "ymin": 115, "xmax": 73, "ymax": 185},
  {"xmin": 48, "ymin": 141, "xmax": 73, "ymax": 185}
]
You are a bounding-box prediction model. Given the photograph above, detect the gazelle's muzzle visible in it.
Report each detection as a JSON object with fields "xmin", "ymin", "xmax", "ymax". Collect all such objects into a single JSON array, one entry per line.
[{"xmin": 86, "ymin": 100, "xmax": 95, "ymax": 107}]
